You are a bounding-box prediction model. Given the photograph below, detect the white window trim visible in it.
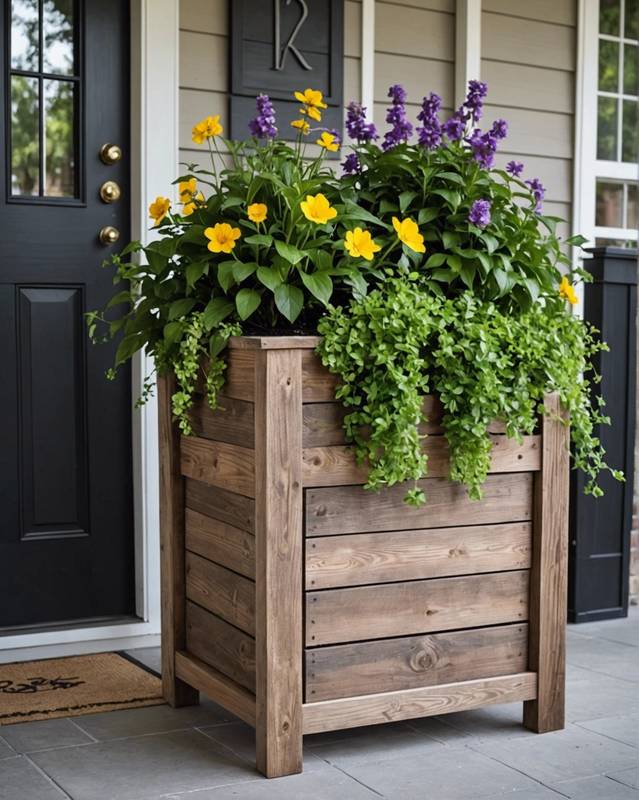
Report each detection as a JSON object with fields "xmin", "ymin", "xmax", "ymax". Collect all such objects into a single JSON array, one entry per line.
[
  {"xmin": 0, "ymin": 0, "xmax": 178, "ymax": 663},
  {"xmin": 455, "ymin": 0, "xmax": 482, "ymax": 106}
]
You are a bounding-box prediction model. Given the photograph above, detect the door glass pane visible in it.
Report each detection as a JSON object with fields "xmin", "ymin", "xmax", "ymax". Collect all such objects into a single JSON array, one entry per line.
[
  {"xmin": 600, "ymin": 0, "xmax": 621, "ymax": 35},
  {"xmin": 628, "ymin": 183, "xmax": 638, "ymax": 229},
  {"xmin": 595, "ymin": 237, "xmax": 638, "ymax": 247},
  {"xmin": 626, "ymin": 0, "xmax": 638, "ymax": 39},
  {"xmin": 625, "ymin": 44, "xmax": 638, "ymax": 95},
  {"xmin": 622, "ymin": 99, "xmax": 638, "ymax": 161},
  {"xmin": 11, "ymin": 75, "xmax": 40, "ymax": 196},
  {"xmin": 43, "ymin": 0, "xmax": 75, "ymax": 76},
  {"xmin": 11, "ymin": 0, "xmax": 39, "ymax": 72},
  {"xmin": 44, "ymin": 79, "xmax": 76, "ymax": 197},
  {"xmin": 596, "ymin": 181, "xmax": 624, "ymax": 227},
  {"xmin": 598, "ymin": 96, "xmax": 618, "ymax": 159},
  {"xmin": 599, "ymin": 40, "xmax": 620, "ymax": 91}
]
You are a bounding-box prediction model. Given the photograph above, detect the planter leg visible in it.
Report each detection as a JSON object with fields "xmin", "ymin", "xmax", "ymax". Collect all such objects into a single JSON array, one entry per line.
[
  {"xmin": 254, "ymin": 349, "xmax": 304, "ymax": 778},
  {"xmin": 524, "ymin": 393, "xmax": 569, "ymax": 732},
  {"xmin": 159, "ymin": 375, "xmax": 199, "ymax": 708}
]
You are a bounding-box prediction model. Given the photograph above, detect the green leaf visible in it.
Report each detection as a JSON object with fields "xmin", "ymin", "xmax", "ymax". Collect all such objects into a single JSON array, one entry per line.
[
  {"xmin": 565, "ymin": 234, "xmax": 588, "ymax": 247},
  {"xmin": 168, "ymin": 297, "xmax": 197, "ymax": 320},
  {"xmin": 274, "ymin": 240, "xmax": 305, "ymax": 265},
  {"xmin": 203, "ymin": 297, "xmax": 234, "ymax": 330},
  {"xmin": 162, "ymin": 321, "xmax": 183, "ymax": 346},
  {"xmin": 232, "ymin": 261, "xmax": 258, "ymax": 282},
  {"xmin": 437, "ymin": 171, "xmax": 464, "ymax": 184},
  {"xmin": 481, "ymin": 233, "xmax": 499, "ymax": 254},
  {"xmin": 185, "ymin": 261, "xmax": 208, "ymax": 288},
  {"xmin": 256, "ymin": 266, "xmax": 283, "ymax": 291},
  {"xmin": 342, "ymin": 200, "xmax": 386, "ymax": 227},
  {"xmin": 115, "ymin": 332, "xmax": 145, "ymax": 365},
  {"xmin": 235, "ymin": 288, "xmax": 261, "ymax": 320},
  {"xmin": 399, "ymin": 190, "xmax": 418, "ymax": 213},
  {"xmin": 274, "ymin": 284, "xmax": 304, "ymax": 322},
  {"xmin": 431, "ymin": 188, "xmax": 461, "ymax": 209},
  {"xmin": 379, "ymin": 198, "xmax": 398, "ymax": 215},
  {"xmin": 493, "ymin": 268, "xmax": 508, "ymax": 294},
  {"xmin": 299, "ymin": 270, "xmax": 333, "ymax": 306},
  {"xmin": 425, "ymin": 252, "xmax": 447, "ymax": 268},
  {"xmin": 446, "ymin": 254, "xmax": 462, "ymax": 272},
  {"xmin": 309, "ymin": 249, "xmax": 332, "ymax": 271},
  {"xmin": 418, "ymin": 207, "xmax": 439, "ymax": 225},
  {"xmin": 106, "ymin": 290, "xmax": 131, "ymax": 310},
  {"xmin": 244, "ymin": 233, "xmax": 273, "ymax": 246},
  {"xmin": 217, "ymin": 261, "xmax": 236, "ymax": 292},
  {"xmin": 221, "ymin": 195, "xmax": 243, "ymax": 210},
  {"xmin": 442, "ymin": 231, "xmax": 460, "ymax": 250}
]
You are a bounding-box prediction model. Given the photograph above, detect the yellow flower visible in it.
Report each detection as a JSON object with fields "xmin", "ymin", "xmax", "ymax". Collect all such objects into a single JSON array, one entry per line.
[
  {"xmin": 291, "ymin": 118, "xmax": 310, "ymax": 135},
  {"xmin": 204, "ymin": 222, "xmax": 241, "ymax": 253},
  {"xmin": 304, "ymin": 106, "xmax": 322, "ymax": 122},
  {"xmin": 317, "ymin": 132, "xmax": 340, "ymax": 152},
  {"xmin": 294, "ymin": 89, "xmax": 327, "ymax": 109},
  {"xmin": 300, "ymin": 193, "xmax": 337, "ymax": 225},
  {"xmin": 392, "ymin": 216, "xmax": 426, "ymax": 254},
  {"xmin": 179, "ymin": 178, "xmax": 197, "ymax": 202},
  {"xmin": 344, "ymin": 228, "xmax": 381, "ymax": 260},
  {"xmin": 191, "ymin": 114, "xmax": 223, "ymax": 144},
  {"xmin": 148, "ymin": 196, "xmax": 171, "ymax": 225},
  {"xmin": 559, "ymin": 276, "xmax": 578, "ymax": 305},
  {"xmin": 247, "ymin": 203, "xmax": 268, "ymax": 223},
  {"xmin": 182, "ymin": 192, "xmax": 204, "ymax": 216}
]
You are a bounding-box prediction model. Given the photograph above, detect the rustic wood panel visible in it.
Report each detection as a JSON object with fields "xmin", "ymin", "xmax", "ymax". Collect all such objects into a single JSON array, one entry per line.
[
  {"xmin": 302, "ymin": 436, "xmax": 540, "ymax": 487},
  {"xmin": 185, "ymin": 509, "xmax": 255, "ymax": 579},
  {"xmin": 302, "ymin": 672, "xmax": 537, "ymax": 734},
  {"xmin": 185, "ymin": 478, "xmax": 255, "ymax": 534},
  {"xmin": 229, "ymin": 335, "xmax": 321, "ymax": 350},
  {"xmin": 181, "ymin": 436, "xmax": 255, "ymax": 498},
  {"xmin": 306, "ymin": 570, "xmax": 529, "ymax": 646},
  {"xmin": 186, "ymin": 552, "xmax": 255, "ymax": 635},
  {"xmin": 305, "ymin": 624, "xmax": 529, "ymax": 701},
  {"xmin": 305, "ymin": 522, "xmax": 532, "ymax": 589},
  {"xmin": 158, "ymin": 375, "xmax": 199, "ymax": 708},
  {"xmin": 190, "ymin": 393, "xmax": 255, "ymax": 448},
  {"xmin": 225, "ymin": 349, "xmax": 255, "ymax": 401},
  {"xmin": 524, "ymin": 394, "xmax": 570, "ymax": 733},
  {"xmin": 301, "ymin": 351, "xmax": 339, "ymax": 402},
  {"xmin": 185, "ymin": 601, "xmax": 255, "ymax": 692},
  {"xmin": 175, "ymin": 651, "xmax": 256, "ymax": 727},
  {"xmin": 306, "ymin": 472, "xmax": 533, "ymax": 536},
  {"xmin": 254, "ymin": 348, "xmax": 304, "ymax": 777}
]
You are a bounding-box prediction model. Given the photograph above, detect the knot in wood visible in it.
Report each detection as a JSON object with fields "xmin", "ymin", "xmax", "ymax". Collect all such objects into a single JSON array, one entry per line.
[{"xmin": 410, "ymin": 640, "xmax": 441, "ymax": 672}]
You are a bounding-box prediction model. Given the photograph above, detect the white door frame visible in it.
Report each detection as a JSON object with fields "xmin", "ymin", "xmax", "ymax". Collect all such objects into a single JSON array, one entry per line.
[{"xmin": 0, "ymin": 0, "xmax": 178, "ymax": 663}]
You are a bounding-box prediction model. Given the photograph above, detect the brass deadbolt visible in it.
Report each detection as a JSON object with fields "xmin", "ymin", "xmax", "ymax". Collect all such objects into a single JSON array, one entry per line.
[
  {"xmin": 100, "ymin": 180, "xmax": 121, "ymax": 203},
  {"xmin": 99, "ymin": 226, "xmax": 120, "ymax": 246},
  {"xmin": 100, "ymin": 143, "xmax": 122, "ymax": 164}
]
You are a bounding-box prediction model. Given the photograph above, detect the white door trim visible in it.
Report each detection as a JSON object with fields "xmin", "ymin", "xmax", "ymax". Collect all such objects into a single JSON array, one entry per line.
[
  {"xmin": 455, "ymin": 0, "xmax": 482, "ymax": 106},
  {"xmin": 0, "ymin": 0, "xmax": 179, "ymax": 663}
]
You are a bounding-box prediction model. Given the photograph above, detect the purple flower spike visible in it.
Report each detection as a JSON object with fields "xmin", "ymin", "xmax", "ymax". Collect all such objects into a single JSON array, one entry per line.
[
  {"xmin": 382, "ymin": 84, "xmax": 413, "ymax": 150},
  {"xmin": 248, "ymin": 93, "xmax": 277, "ymax": 139},
  {"xmin": 468, "ymin": 128, "xmax": 498, "ymax": 169},
  {"xmin": 342, "ymin": 152, "xmax": 361, "ymax": 174},
  {"xmin": 468, "ymin": 199, "xmax": 492, "ymax": 228},
  {"xmin": 443, "ymin": 114, "xmax": 466, "ymax": 141},
  {"xmin": 506, "ymin": 160, "xmax": 524, "ymax": 177},
  {"xmin": 345, "ymin": 102, "xmax": 378, "ymax": 143},
  {"xmin": 490, "ymin": 118, "xmax": 508, "ymax": 140},
  {"xmin": 417, "ymin": 92, "xmax": 442, "ymax": 150},
  {"xmin": 463, "ymin": 80, "xmax": 488, "ymax": 123},
  {"xmin": 526, "ymin": 178, "xmax": 546, "ymax": 213}
]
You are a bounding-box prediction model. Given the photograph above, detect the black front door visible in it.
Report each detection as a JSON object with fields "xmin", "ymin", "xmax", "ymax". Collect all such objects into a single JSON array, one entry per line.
[{"xmin": 0, "ymin": 0, "xmax": 134, "ymax": 630}]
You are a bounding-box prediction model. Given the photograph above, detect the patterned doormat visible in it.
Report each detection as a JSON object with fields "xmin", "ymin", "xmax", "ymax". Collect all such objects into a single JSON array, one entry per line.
[{"xmin": 0, "ymin": 652, "xmax": 164, "ymax": 725}]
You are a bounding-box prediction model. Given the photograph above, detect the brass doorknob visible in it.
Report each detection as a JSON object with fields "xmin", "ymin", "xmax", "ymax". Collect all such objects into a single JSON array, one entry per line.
[
  {"xmin": 100, "ymin": 143, "xmax": 122, "ymax": 164},
  {"xmin": 100, "ymin": 180, "xmax": 121, "ymax": 203},
  {"xmin": 99, "ymin": 226, "xmax": 120, "ymax": 245}
]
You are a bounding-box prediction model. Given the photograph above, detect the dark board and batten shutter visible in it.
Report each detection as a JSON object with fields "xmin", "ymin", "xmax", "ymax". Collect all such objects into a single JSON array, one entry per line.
[
  {"xmin": 229, "ymin": 0, "xmax": 344, "ymax": 141},
  {"xmin": 569, "ymin": 247, "xmax": 637, "ymax": 622}
]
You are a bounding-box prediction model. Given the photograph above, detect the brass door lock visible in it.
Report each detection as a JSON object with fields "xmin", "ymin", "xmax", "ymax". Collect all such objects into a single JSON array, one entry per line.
[
  {"xmin": 99, "ymin": 180, "xmax": 121, "ymax": 203},
  {"xmin": 99, "ymin": 226, "xmax": 120, "ymax": 245},
  {"xmin": 99, "ymin": 143, "xmax": 122, "ymax": 164}
]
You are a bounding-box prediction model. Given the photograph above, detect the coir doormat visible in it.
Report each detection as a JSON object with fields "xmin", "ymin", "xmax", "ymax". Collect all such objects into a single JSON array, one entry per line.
[{"xmin": 0, "ymin": 652, "xmax": 164, "ymax": 725}]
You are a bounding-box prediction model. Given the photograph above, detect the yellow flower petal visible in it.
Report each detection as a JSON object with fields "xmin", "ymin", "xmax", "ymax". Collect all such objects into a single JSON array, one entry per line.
[
  {"xmin": 392, "ymin": 216, "xmax": 425, "ymax": 254},
  {"xmin": 317, "ymin": 132, "xmax": 340, "ymax": 152},
  {"xmin": 247, "ymin": 202, "xmax": 268, "ymax": 223},
  {"xmin": 559, "ymin": 276, "xmax": 578, "ymax": 305},
  {"xmin": 291, "ymin": 118, "xmax": 310, "ymax": 135},
  {"xmin": 306, "ymin": 106, "xmax": 322, "ymax": 122},
  {"xmin": 300, "ymin": 193, "xmax": 338, "ymax": 225},
  {"xmin": 344, "ymin": 227, "xmax": 381, "ymax": 260},
  {"xmin": 191, "ymin": 114, "xmax": 223, "ymax": 144},
  {"xmin": 204, "ymin": 222, "xmax": 241, "ymax": 253},
  {"xmin": 148, "ymin": 196, "xmax": 171, "ymax": 225},
  {"xmin": 294, "ymin": 88, "xmax": 327, "ymax": 109},
  {"xmin": 179, "ymin": 178, "xmax": 197, "ymax": 201}
]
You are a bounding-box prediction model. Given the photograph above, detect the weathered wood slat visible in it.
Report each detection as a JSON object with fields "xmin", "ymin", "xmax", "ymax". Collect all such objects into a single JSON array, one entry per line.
[
  {"xmin": 306, "ymin": 570, "xmax": 529, "ymax": 646},
  {"xmin": 306, "ymin": 472, "xmax": 533, "ymax": 536},
  {"xmin": 186, "ymin": 552, "xmax": 256, "ymax": 635},
  {"xmin": 198, "ymin": 351, "xmax": 255, "ymax": 401},
  {"xmin": 229, "ymin": 335, "xmax": 321, "ymax": 350},
  {"xmin": 302, "ymin": 672, "xmax": 537, "ymax": 734},
  {"xmin": 302, "ymin": 436, "xmax": 540, "ymax": 487},
  {"xmin": 185, "ymin": 601, "xmax": 255, "ymax": 692},
  {"xmin": 305, "ymin": 624, "xmax": 529, "ymax": 702},
  {"xmin": 305, "ymin": 522, "xmax": 532, "ymax": 590},
  {"xmin": 185, "ymin": 478, "xmax": 255, "ymax": 534},
  {"xmin": 190, "ymin": 394, "xmax": 255, "ymax": 448},
  {"xmin": 175, "ymin": 651, "xmax": 256, "ymax": 727},
  {"xmin": 301, "ymin": 351, "xmax": 339, "ymax": 402},
  {"xmin": 186, "ymin": 509, "xmax": 255, "ymax": 580},
  {"xmin": 181, "ymin": 436, "xmax": 255, "ymax": 498}
]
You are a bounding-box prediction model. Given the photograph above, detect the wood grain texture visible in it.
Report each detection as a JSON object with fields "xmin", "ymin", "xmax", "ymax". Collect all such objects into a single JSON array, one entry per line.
[
  {"xmin": 305, "ymin": 624, "xmax": 529, "ymax": 701},
  {"xmin": 254, "ymin": 348, "xmax": 304, "ymax": 777},
  {"xmin": 158, "ymin": 375, "xmax": 199, "ymax": 708},
  {"xmin": 305, "ymin": 522, "xmax": 532, "ymax": 589},
  {"xmin": 302, "ymin": 436, "xmax": 540, "ymax": 487},
  {"xmin": 190, "ymin": 393, "xmax": 255, "ymax": 448},
  {"xmin": 306, "ymin": 472, "xmax": 534, "ymax": 536},
  {"xmin": 181, "ymin": 436, "xmax": 255, "ymax": 498},
  {"xmin": 186, "ymin": 552, "xmax": 256, "ymax": 635},
  {"xmin": 185, "ymin": 478, "xmax": 255, "ymax": 534},
  {"xmin": 229, "ymin": 335, "xmax": 321, "ymax": 350},
  {"xmin": 175, "ymin": 651, "xmax": 256, "ymax": 727},
  {"xmin": 301, "ymin": 351, "xmax": 339, "ymax": 402},
  {"xmin": 302, "ymin": 672, "xmax": 537, "ymax": 734},
  {"xmin": 225, "ymin": 349, "xmax": 256, "ymax": 401},
  {"xmin": 306, "ymin": 570, "xmax": 529, "ymax": 646},
  {"xmin": 185, "ymin": 601, "xmax": 256, "ymax": 692},
  {"xmin": 186, "ymin": 508, "xmax": 255, "ymax": 579},
  {"xmin": 524, "ymin": 394, "xmax": 570, "ymax": 733}
]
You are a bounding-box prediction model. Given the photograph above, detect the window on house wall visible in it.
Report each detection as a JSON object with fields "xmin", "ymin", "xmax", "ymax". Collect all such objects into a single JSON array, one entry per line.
[{"xmin": 595, "ymin": 0, "xmax": 638, "ymax": 247}]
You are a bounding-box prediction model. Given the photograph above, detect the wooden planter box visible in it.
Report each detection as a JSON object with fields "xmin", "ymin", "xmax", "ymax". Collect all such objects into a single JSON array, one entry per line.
[{"xmin": 159, "ymin": 336, "xmax": 569, "ymax": 778}]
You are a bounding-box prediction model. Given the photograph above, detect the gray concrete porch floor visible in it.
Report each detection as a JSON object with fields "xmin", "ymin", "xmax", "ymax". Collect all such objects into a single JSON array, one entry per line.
[{"xmin": 1, "ymin": 609, "xmax": 638, "ymax": 800}]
